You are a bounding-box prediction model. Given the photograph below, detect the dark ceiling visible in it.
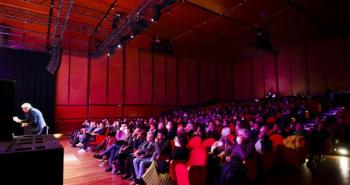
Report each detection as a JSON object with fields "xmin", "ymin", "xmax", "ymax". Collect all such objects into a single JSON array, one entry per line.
[{"xmin": 0, "ymin": 0, "xmax": 350, "ymax": 60}]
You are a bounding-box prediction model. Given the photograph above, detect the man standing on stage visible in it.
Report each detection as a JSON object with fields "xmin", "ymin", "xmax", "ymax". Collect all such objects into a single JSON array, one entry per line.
[{"xmin": 13, "ymin": 103, "xmax": 48, "ymax": 135}]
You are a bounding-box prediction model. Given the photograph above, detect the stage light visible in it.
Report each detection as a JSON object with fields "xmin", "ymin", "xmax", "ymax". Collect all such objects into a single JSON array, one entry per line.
[
  {"xmin": 108, "ymin": 47, "xmax": 116, "ymax": 55},
  {"xmin": 117, "ymin": 44, "xmax": 122, "ymax": 48},
  {"xmin": 132, "ymin": 19, "xmax": 149, "ymax": 35},
  {"xmin": 151, "ymin": 3, "xmax": 163, "ymax": 22}
]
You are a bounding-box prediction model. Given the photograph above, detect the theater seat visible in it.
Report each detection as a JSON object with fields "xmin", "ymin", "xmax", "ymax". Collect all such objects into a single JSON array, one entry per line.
[
  {"xmin": 269, "ymin": 134, "xmax": 284, "ymax": 151},
  {"xmin": 201, "ymin": 138, "xmax": 216, "ymax": 149},
  {"xmin": 169, "ymin": 160, "xmax": 186, "ymax": 182},
  {"xmin": 175, "ymin": 147, "xmax": 208, "ymax": 185},
  {"xmin": 187, "ymin": 136, "xmax": 202, "ymax": 150}
]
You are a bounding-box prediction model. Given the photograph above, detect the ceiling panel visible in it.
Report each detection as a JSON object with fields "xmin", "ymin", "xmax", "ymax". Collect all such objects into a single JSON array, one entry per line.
[
  {"xmin": 0, "ymin": 0, "xmax": 348, "ymax": 59},
  {"xmin": 187, "ymin": 0, "xmax": 242, "ymax": 14},
  {"xmin": 226, "ymin": 0, "xmax": 289, "ymax": 25}
]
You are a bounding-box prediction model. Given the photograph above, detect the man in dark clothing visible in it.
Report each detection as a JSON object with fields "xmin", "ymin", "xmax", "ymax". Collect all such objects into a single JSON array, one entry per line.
[{"xmin": 13, "ymin": 103, "xmax": 48, "ymax": 135}]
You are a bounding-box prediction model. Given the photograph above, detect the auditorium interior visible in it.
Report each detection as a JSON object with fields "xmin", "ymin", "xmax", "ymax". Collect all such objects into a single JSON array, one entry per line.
[{"xmin": 1, "ymin": 0, "xmax": 350, "ymax": 185}]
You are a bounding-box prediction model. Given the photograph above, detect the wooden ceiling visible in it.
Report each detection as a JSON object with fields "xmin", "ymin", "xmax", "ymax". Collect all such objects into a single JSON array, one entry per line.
[{"xmin": 0, "ymin": 0, "xmax": 349, "ymax": 60}]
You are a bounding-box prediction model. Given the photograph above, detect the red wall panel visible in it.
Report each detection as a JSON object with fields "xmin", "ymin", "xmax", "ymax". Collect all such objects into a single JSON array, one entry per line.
[
  {"xmin": 124, "ymin": 106, "xmax": 153, "ymax": 117},
  {"xmin": 308, "ymin": 41, "xmax": 325, "ymax": 95},
  {"xmin": 277, "ymin": 45, "xmax": 292, "ymax": 96},
  {"xmin": 154, "ymin": 54, "xmax": 166, "ymax": 105},
  {"xmin": 56, "ymin": 54, "xmax": 69, "ymax": 104},
  {"xmin": 139, "ymin": 51, "xmax": 152, "ymax": 104},
  {"xmin": 178, "ymin": 58, "xmax": 189, "ymax": 105},
  {"xmin": 225, "ymin": 63, "xmax": 234, "ymax": 100},
  {"xmin": 241, "ymin": 60, "xmax": 253, "ymax": 100},
  {"xmin": 322, "ymin": 37, "xmax": 347, "ymax": 91},
  {"xmin": 253, "ymin": 57, "xmax": 265, "ymax": 98},
  {"xmin": 233, "ymin": 62, "xmax": 243, "ymax": 100},
  {"xmin": 55, "ymin": 106, "xmax": 87, "ymax": 119},
  {"xmin": 125, "ymin": 48, "xmax": 140, "ymax": 104},
  {"xmin": 166, "ymin": 56, "xmax": 177, "ymax": 105},
  {"xmin": 290, "ymin": 44, "xmax": 306, "ymax": 95},
  {"xmin": 199, "ymin": 63, "xmax": 210, "ymax": 102},
  {"xmin": 217, "ymin": 63, "xmax": 233, "ymax": 100},
  {"xmin": 217, "ymin": 63, "xmax": 226, "ymax": 100},
  {"xmin": 69, "ymin": 55, "xmax": 88, "ymax": 104},
  {"xmin": 107, "ymin": 50, "xmax": 123, "ymax": 104},
  {"xmin": 89, "ymin": 105, "xmax": 122, "ymax": 119},
  {"xmin": 207, "ymin": 62, "xmax": 216, "ymax": 101},
  {"xmin": 90, "ymin": 56, "xmax": 108, "ymax": 104},
  {"xmin": 263, "ymin": 54, "xmax": 276, "ymax": 93},
  {"xmin": 188, "ymin": 59, "xmax": 198, "ymax": 105}
]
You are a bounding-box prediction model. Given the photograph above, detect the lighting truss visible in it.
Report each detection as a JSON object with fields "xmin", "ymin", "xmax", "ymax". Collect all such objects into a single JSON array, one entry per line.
[{"xmin": 90, "ymin": 0, "xmax": 156, "ymax": 57}]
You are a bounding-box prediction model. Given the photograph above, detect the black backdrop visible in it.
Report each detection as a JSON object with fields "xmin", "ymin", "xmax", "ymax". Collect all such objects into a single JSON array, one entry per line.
[{"xmin": 0, "ymin": 47, "xmax": 55, "ymax": 135}]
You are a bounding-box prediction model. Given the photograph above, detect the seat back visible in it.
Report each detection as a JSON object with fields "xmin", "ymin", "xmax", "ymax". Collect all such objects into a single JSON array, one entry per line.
[
  {"xmin": 269, "ymin": 134, "xmax": 284, "ymax": 150},
  {"xmin": 187, "ymin": 147, "xmax": 207, "ymax": 166},
  {"xmin": 176, "ymin": 147, "xmax": 208, "ymax": 185},
  {"xmin": 187, "ymin": 136, "xmax": 202, "ymax": 150},
  {"xmin": 201, "ymin": 138, "xmax": 216, "ymax": 149}
]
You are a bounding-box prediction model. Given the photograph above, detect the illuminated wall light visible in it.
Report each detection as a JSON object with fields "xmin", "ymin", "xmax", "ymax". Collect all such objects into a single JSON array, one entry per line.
[{"xmin": 338, "ymin": 148, "xmax": 348, "ymax": 155}]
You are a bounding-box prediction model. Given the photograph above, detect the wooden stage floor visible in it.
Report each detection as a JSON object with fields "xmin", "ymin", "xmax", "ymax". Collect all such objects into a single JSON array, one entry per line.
[
  {"xmin": 60, "ymin": 137, "xmax": 350, "ymax": 185},
  {"xmin": 61, "ymin": 138, "xmax": 130, "ymax": 185}
]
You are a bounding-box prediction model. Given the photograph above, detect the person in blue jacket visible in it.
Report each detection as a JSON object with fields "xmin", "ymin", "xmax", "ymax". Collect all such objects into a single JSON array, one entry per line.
[{"xmin": 13, "ymin": 103, "xmax": 48, "ymax": 135}]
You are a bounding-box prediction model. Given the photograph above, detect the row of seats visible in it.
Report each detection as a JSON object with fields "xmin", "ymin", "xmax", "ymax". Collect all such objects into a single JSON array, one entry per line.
[{"xmin": 169, "ymin": 135, "xmax": 308, "ymax": 185}]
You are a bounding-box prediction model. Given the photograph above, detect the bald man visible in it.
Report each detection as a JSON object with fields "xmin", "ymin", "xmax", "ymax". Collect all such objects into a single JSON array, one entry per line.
[{"xmin": 13, "ymin": 103, "xmax": 47, "ymax": 135}]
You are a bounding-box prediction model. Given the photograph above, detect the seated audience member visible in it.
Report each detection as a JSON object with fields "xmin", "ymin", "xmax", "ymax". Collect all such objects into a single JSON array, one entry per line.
[
  {"xmin": 206, "ymin": 121, "xmax": 220, "ymax": 140},
  {"xmin": 219, "ymin": 128, "xmax": 254, "ymax": 185},
  {"xmin": 130, "ymin": 132, "xmax": 157, "ymax": 185},
  {"xmin": 184, "ymin": 122, "xmax": 195, "ymax": 138},
  {"xmin": 142, "ymin": 134, "xmax": 188, "ymax": 185},
  {"xmin": 113, "ymin": 128, "xmax": 145, "ymax": 175},
  {"xmin": 121, "ymin": 132, "xmax": 155, "ymax": 180},
  {"xmin": 255, "ymin": 125, "xmax": 272, "ymax": 154}
]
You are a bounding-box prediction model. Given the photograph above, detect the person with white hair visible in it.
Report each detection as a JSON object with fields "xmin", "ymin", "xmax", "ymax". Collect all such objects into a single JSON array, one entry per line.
[
  {"xmin": 218, "ymin": 128, "xmax": 255, "ymax": 185},
  {"xmin": 13, "ymin": 103, "xmax": 48, "ymax": 135}
]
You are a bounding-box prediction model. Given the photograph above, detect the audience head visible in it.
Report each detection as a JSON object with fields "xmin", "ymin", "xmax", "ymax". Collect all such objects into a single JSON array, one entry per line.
[{"xmin": 236, "ymin": 128, "xmax": 250, "ymax": 144}]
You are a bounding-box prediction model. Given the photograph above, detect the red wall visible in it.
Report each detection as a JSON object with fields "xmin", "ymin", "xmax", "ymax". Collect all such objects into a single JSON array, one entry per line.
[
  {"xmin": 56, "ymin": 34, "xmax": 350, "ymax": 133},
  {"xmin": 56, "ymin": 48, "xmax": 227, "ymax": 133},
  {"xmin": 233, "ymin": 35, "xmax": 350, "ymax": 100}
]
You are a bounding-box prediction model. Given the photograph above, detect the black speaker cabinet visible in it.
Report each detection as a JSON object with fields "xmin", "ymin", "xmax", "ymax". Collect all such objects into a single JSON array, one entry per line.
[
  {"xmin": 0, "ymin": 79, "xmax": 15, "ymax": 141},
  {"xmin": 0, "ymin": 135, "xmax": 64, "ymax": 185}
]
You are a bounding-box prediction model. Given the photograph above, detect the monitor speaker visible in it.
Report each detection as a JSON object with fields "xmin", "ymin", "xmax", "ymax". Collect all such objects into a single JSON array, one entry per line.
[
  {"xmin": 0, "ymin": 79, "xmax": 15, "ymax": 141},
  {"xmin": 0, "ymin": 135, "xmax": 64, "ymax": 185}
]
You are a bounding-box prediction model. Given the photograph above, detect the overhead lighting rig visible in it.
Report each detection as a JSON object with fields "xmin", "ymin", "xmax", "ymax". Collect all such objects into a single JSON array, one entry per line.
[{"xmin": 90, "ymin": 0, "xmax": 177, "ymax": 58}]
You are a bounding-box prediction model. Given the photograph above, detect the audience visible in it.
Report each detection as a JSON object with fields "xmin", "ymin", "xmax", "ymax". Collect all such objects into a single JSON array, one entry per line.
[{"xmin": 69, "ymin": 95, "xmax": 333, "ymax": 185}]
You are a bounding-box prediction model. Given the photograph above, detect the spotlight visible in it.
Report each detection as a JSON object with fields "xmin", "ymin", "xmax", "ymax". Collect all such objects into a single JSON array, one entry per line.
[
  {"xmin": 108, "ymin": 47, "xmax": 116, "ymax": 56},
  {"xmin": 152, "ymin": 4, "xmax": 162, "ymax": 22},
  {"xmin": 117, "ymin": 44, "xmax": 122, "ymax": 48},
  {"xmin": 132, "ymin": 19, "xmax": 149, "ymax": 35},
  {"xmin": 112, "ymin": 13, "xmax": 121, "ymax": 30}
]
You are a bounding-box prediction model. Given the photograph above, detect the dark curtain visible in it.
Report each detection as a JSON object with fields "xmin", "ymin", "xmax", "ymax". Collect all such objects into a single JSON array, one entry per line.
[{"xmin": 0, "ymin": 47, "xmax": 55, "ymax": 135}]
